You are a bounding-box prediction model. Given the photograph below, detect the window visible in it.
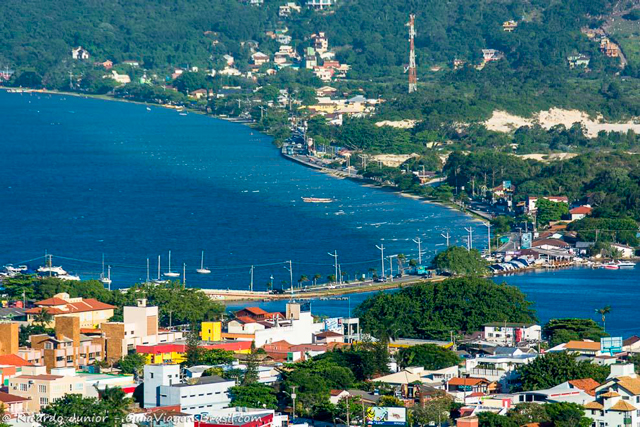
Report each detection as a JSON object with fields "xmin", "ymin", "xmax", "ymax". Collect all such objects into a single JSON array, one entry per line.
[
  {"xmin": 38, "ymin": 385, "xmax": 47, "ymax": 393},
  {"xmin": 40, "ymin": 397, "xmax": 49, "ymax": 405},
  {"xmin": 19, "ymin": 384, "xmax": 27, "ymax": 391},
  {"xmin": 45, "ymin": 342, "xmax": 53, "ymax": 350},
  {"xmin": 150, "ymin": 373, "xmax": 154, "ymax": 379},
  {"xmin": 66, "ymin": 356, "xmax": 73, "ymax": 363}
]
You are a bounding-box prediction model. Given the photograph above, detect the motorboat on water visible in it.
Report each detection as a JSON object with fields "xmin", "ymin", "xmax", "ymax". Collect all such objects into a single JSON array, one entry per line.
[
  {"xmin": 37, "ymin": 265, "xmax": 68, "ymax": 275},
  {"xmin": 617, "ymin": 261, "xmax": 636, "ymax": 268},
  {"xmin": 601, "ymin": 263, "xmax": 620, "ymax": 270},
  {"xmin": 163, "ymin": 250, "xmax": 180, "ymax": 278},
  {"xmin": 196, "ymin": 251, "xmax": 211, "ymax": 274},
  {"xmin": 302, "ymin": 197, "xmax": 333, "ymax": 203}
]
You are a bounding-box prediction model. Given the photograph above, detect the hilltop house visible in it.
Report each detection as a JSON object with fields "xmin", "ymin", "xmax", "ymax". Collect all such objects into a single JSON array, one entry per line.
[
  {"xmin": 502, "ymin": 21, "xmax": 517, "ymax": 32},
  {"xmin": 307, "ymin": 0, "xmax": 334, "ymax": 10},
  {"xmin": 251, "ymin": 52, "xmax": 270, "ymax": 66},
  {"xmin": 569, "ymin": 205, "xmax": 592, "ymax": 221},
  {"xmin": 71, "ymin": 47, "xmax": 90, "ymax": 60},
  {"xmin": 482, "ymin": 49, "xmax": 504, "ymax": 63}
]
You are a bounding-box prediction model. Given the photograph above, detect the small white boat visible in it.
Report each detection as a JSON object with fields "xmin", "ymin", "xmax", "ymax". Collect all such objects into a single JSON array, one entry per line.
[
  {"xmin": 196, "ymin": 250, "xmax": 211, "ymax": 274},
  {"xmin": 146, "ymin": 107, "xmax": 151, "ymax": 111},
  {"xmin": 58, "ymin": 274, "xmax": 81, "ymax": 281},
  {"xmin": 37, "ymin": 265, "xmax": 67, "ymax": 275},
  {"xmin": 302, "ymin": 197, "xmax": 333, "ymax": 203},
  {"xmin": 164, "ymin": 250, "xmax": 180, "ymax": 277},
  {"xmin": 602, "ymin": 263, "xmax": 620, "ymax": 270},
  {"xmin": 617, "ymin": 261, "xmax": 636, "ymax": 268}
]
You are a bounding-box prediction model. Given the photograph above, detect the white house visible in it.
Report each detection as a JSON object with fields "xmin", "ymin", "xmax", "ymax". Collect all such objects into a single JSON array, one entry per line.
[
  {"xmin": 143, "ymin": 364, "xmax": 181, "ymax": 409},
  {"xmin": 483, "ymin": 323, "xmax": 541, "ymax": 346},
  {"xmin": 584, "ymin": 364, "xmax": 640, "ymax": 427},
  {"xmin": 611, "ymin": 243, "xmax": 635, "ymax": 259},
  {"xmin": 465, "ymin": 353, "xmax": 538, "ymax": 392},
  {"xmin": 517, "ymin": 379, "xmax": 599, "ymax": 405},
  {"xmin": 159, "ymin": 375, "xmax": 234, "ymax": 415},
  {"xmin": 72, "ymin": 46, "xmax": 90, "ymax": 60}
]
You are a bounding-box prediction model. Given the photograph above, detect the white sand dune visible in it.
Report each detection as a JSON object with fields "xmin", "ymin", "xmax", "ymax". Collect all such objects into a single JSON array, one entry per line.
[{"xmin": 484, "ymin": 108, "xmax": 640, "ymax": 138}]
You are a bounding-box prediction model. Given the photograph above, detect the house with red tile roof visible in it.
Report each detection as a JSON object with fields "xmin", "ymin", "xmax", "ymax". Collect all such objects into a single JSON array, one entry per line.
[
  {"xmin": 569, "ymin": 205, "xmax": 592, "ymax": 221},
  {"xmin": 25, "ymin": 293, "xmax": 115, "ymax": 328},
  {"xmin": 0, "ymin": 391, "xmax": 30, "ymax": 418}
]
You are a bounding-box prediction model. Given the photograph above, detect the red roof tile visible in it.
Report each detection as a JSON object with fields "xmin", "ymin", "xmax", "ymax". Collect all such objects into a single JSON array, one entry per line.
[
  {"xmin": 35, "ymin": 297, "xmax": 69, "ymax": 306},
  {"xmin": 26, "ymin": 298, "xmax": 115, "ymax": 315},
  {"xmin": 448, "ymin": 377, "xmax": 489, "ymax": 386},
  {"xmin": 570, "ymin": 206, "xmax": 592, "ymax": 215},
  {"xmin": 0, "ymin": 354, "xmax": 32, "ymax": 367},
  {"xmin": 568, "ymin": 378, "xmax": 600, "ymax": 396},
  {"xmin": 0, "ymin": 391, "xmax": 30, "ymax": 403}
]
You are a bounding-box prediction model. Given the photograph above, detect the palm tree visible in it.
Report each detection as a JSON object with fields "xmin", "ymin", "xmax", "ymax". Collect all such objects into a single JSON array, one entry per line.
[
  {"xmin": 298, "ymin": 275, "xmax": 309, "ymax": 289},
  {"xmin": 596, "ymin": 305, "xmax": 612, "ymax": 332},
  {"xmin": 313, "ymin": 273, "xmax": 321, "ymax": 286},
  {"xmin": 33, "ymin": 308, "xmax": 53, "ymax": 326},
  {"xmin": 97, "ymin": 386, "xmax": 132, "ymax": 414},
  {"xmin": 397, "ymin": 254, "xmax": 406, "ymax": 275}
]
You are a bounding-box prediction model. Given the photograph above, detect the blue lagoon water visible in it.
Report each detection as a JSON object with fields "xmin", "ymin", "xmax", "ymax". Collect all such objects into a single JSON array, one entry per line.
[
  {"xmin": 1, "ymin": 91, "xmax": 638, "ymax": 337},
  {"xmin": 0, "ymin": 91, "xmax": 484, "ymax": 288}
]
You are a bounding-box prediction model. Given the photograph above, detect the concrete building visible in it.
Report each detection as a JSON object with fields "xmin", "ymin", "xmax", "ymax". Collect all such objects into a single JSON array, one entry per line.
[
  {"xmin": 8, "ymin": 367, "xmax": 85, "ymax": 413},
  {"xmin": 102, "ymin": 299, "xmax": 182, "ymax": 363},
  {"xmin": 143, "ymin": 364, "xmax": 181, "ymax": 409},
  {"xmin": 465, "ymin": 353, "xmax": 538, "ymax": 392},
  {"xmin": 30, "ymin": 316, "xmax": 103, "ymax": 372},
  {"xmin": 584, "ymin": 364, "xmax": 640, "ymax": 427},
  {"xmin": 144, "ymin": 364, "xmax": 234, "ymax": 416},
  {"xmin": 25, "ymin": 293, "xmax": 115, "ymax": 328},
  {"xmin": 159, "ymin": 375, "xmax": 234, "ymax": 415},
  {"xmin": 0, "ymin": 391, "xmax": 29, "ymax": 419},
  {"xmin": 0, "ymin": 323, "xmax": 19, "ymax": 356},
  {"xmin": 482, "ymin": 323, "xmax": 541, "ymax": 346}
]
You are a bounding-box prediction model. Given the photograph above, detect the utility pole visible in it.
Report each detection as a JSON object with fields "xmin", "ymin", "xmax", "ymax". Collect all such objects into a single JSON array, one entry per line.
[
  {"xmin": 413, "ymin": 237, "xmax": 423, "ymax": 265},
  {"xmin": 328, "ymin": 251, "xmax": 338, "ymax": 284},
  {"xmin": 388, "ymin": 255, "xmax": 397, "ymax": 281},
  {"xmin": 284, "ymin": 261, "xmax": 293, "ymax": 296},
  {"xmin": 464, "ymin": 227, "xmax": 474, "ymax": 250},
  {"xmin": 250, "ymin": 265, "xmax": 254, "ymax": 292},
  {"xmin": 291, "ymin": 385, "xmax": 298, "ymax": 423},
  {"xmin": 376, "ymin": 244, "xmax": 385, "ymax": 279},
  {"xmin": 441, "ymin": 231, "xmax": 451, "ymax": 247},
  {"xmin": 483, "ymin": 222, "xmax": 492, "ymax": 255},
  {"xmin": 345, "ymin": 394, "xmax": 351, "ymax": 427},
  {"xmin": 407, "ymin": 14, "xmax": 417, "ymax": 93},
  {"xmin": 182, "ymin": 263, "xmax": 186, "ymax": 288}
]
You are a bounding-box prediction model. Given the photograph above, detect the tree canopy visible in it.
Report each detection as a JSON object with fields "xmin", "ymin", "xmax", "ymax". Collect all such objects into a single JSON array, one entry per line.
[
  {"xmin": 355, "ymin": 277, "xmax": 536, "ymax": 340},
  {"xmin": 543, "ymin": 318, "xmax": 608, "ymax": 347},
  {"xmin": 396, "ymin": 344, "xmax": 460, "ymax": 370},
  {"xmin": 516, "ymin": 352, "xmax": 610, "ymax": 391},
  {"xmin": 430, "ymin": 246, "xmax": 488, "ymax": 276}
]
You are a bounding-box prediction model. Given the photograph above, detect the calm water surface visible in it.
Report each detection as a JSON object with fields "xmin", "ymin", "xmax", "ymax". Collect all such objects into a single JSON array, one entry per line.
[{"xmin": 1, "ymin": 92, "xmax": 638, "ymax": 337}]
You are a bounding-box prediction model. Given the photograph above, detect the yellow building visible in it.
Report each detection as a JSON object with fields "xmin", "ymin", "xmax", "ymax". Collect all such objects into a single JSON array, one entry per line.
[
  {"xmin": 201, "ymin": 322, "xmax": 222, "ymax": 341},
  {"xmin": 137, "ymin": 340, "xmax": 252, "ymax": 364}
]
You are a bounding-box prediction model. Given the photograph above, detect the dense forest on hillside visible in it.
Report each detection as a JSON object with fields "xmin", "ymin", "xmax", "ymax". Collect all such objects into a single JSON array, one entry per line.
[{"xmin": 443, "ymin": 150, "xmax": 640, "ymax": 220}]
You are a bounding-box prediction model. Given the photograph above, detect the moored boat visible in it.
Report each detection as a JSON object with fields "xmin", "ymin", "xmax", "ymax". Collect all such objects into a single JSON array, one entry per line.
[{"xmin": 302, "ymin": 197, "xmax": 333, "ymax": 203}]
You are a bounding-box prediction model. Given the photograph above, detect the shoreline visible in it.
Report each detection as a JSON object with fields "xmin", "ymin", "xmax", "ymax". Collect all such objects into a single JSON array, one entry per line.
[{"xmin": 0, "ymin": 86, "xmax": 486, "ymax": 224}]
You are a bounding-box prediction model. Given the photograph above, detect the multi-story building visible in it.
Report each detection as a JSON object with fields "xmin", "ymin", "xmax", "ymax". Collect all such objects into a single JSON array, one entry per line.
[
  {"xmin": 465, "ymin": 353, "xmax": 538, "ymax": 392},
  {"xmin": 483, "ymin": 323, "xmax": 541, "ymax": 346},
  {"xmin": 8, "ymin": 367, "xmax": 85, "ymax": 413},
  {"xmin": 25, "ymin": 293, "xmax": 115, "ymax": 328},
  {"xmin": 143, "ymin": 364, "xmax": 234, "ymax": 416},
  {"xmin": 306, "ymin": 0, "xmax": 334, "ymax": 9},
  {"xmin": 584, "ymin": 364, "xmax": 640, "ymax": 427},
  {"xmin": 30, "ymin": 316, "xmax": 103, "ymax": 372},
  {"xmin": 101, "ymin": 299, "xmax": 183, "ymax": 363},
  {"xmin": 137, "ymin": 341, "xmax": 251, "ymax": 365}
]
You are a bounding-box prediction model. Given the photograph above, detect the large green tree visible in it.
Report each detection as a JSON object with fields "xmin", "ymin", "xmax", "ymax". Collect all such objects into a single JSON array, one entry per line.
[
  {"xmin": 229, "ymin": 384, "xmax": 277, "ymax": 409},
  {"xmin": 396, "ymin": 344, "xmax": 460, "ymax": 370},
  {"xmin": 355, "ymin": 277, "xmax": 536, "ymax": 340},
  {"xmin": 516, "ymin": 352, "xmax": 610, "ymax": 391},
  {"xmin": 543, "ymin": 318, "xmax": 607, "ymax": 347},
  {"xmin": 430, "ymin": 246, "xmax": 488, "ymax": 276}
]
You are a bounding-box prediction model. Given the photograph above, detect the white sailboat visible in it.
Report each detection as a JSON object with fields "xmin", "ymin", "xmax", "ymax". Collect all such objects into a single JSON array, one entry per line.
[
  {"xmin": 164, "ymin": 250, "xmax": 180, "ymax": 278},
  {"xmin": 153, "ymin": 255, "xmax": 168, "ymax": 284},
  {"xmin": 99, "ymin": 254, "xmax": 112, "ymax": 287},
  {"xmin": 196, "ymin": 251, "xmax": 211, "ymax": 274}
]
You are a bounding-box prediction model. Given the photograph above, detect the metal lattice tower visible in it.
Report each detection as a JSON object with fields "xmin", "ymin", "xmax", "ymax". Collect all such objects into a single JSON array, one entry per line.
[{"xmin": 408, "ymin": 14, "xmax": 417, "ymax": 93}]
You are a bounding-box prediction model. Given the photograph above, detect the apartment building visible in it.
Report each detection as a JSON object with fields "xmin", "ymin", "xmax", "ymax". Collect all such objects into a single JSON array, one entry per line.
[
  {"xmin": 101, "ymin": 299, "xmax": 183, "ymax": 363},
  {"xmin": 8, "ymin": 367, "xmax": 85, "ymax": 413}
]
